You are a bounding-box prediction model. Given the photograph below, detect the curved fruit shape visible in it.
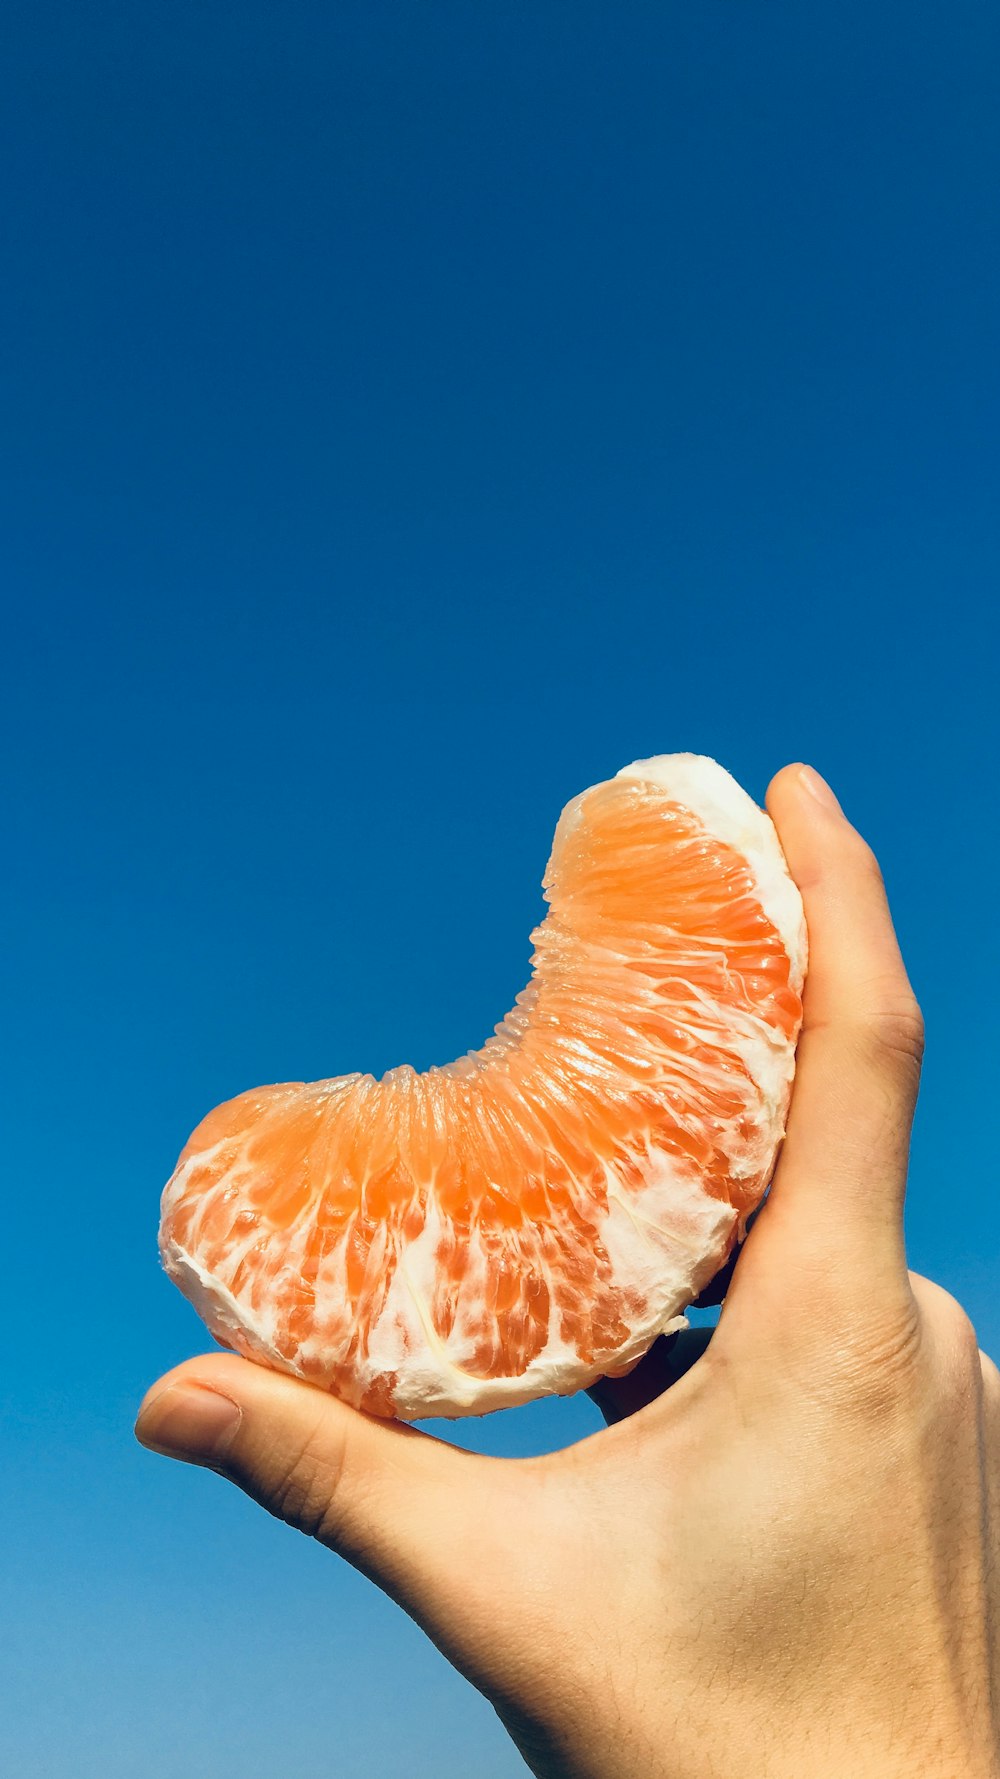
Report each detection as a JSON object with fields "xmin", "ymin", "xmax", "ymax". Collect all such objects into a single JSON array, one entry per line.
[{"xmin": 160, "ymin": 755, "xmax": 806, "ymax": 1419}]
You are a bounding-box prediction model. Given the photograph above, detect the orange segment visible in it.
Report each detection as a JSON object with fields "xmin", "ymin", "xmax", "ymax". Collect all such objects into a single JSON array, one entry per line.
[{"xmin": 159, "ymin": 754, "xmax": 806, "ymax": 1420}]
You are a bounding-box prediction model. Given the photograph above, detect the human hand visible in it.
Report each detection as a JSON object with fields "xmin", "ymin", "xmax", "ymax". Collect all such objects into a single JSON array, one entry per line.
[{"xmin": 136, "ymin": 766, "xmax": 1000, "ymax": 1779}]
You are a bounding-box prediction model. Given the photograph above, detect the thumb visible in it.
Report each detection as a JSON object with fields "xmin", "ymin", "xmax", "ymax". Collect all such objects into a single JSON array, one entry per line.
[
  {"xmin": 719, "ymin": 763, "xmax": 922, "ymax": 1346},
  {"xmin": 134, "ymin": 1352, "xmax": 514, "ymax": 1642},
  {"xmin": 761, "ymin": 763, "xmax": 922, "ymax": 1258}
]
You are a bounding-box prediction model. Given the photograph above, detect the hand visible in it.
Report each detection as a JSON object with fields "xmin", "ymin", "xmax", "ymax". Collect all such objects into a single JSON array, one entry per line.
[{"xmin": 136, "ymin": 766, "xmax": 1000, "ymax": 1779}]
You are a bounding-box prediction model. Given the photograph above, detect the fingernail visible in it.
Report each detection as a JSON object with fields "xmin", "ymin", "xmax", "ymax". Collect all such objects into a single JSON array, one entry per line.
[
  {"xmin": 798, "ymin": 765, "xmax": 843, "ymax": 813},
  {"xmin": 135, "ymin": 1382, "xmax": 242, "ymax": 1465}
]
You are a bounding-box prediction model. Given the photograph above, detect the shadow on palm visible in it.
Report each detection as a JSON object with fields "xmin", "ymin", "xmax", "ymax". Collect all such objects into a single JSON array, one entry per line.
[{"xmin": 586, "ymin": 1206, "xmax": 760, "ymax": 1424}]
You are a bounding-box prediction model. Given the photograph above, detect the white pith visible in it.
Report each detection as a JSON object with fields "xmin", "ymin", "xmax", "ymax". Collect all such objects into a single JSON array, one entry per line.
[
  {"xmin": 161, "ymin": 753, "xmax": 806, "ymax": 1419},
  {"xmin": 615, "ymin": 754, "xmax": 806, "ymax": 988}
]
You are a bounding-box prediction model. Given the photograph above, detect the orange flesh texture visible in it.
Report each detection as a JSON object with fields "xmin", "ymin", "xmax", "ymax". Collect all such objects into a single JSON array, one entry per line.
[{"xmin": 162, "ymin": 782, "xmax": 801, "ymax": 1413}]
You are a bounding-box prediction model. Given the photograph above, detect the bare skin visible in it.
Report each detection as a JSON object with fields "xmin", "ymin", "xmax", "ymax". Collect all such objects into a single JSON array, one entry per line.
[{"xmin": 136, "ymin": 765, "xmax": 1000, "ymax": 1779}]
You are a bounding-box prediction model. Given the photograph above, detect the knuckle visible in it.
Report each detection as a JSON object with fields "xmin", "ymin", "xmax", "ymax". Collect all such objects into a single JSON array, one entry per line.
[
  {"xmin": 910, "ymin": 1276, "xmax": 982, "ymax": 1382},
  {"xmin": 859, "ymin": 993, "xmax": 925, "ymax": 1069},
  {"xmin": 785, "ymin": 1270, "xmax": 926, "ymax": 1421},
  {"xmin": 980, "ymin": 1351, "xmax": 1000, "ymax": 1418},
  {"xmin": 913, "ymin": 1276, "xmax": 978, "ymax": 1347},
  {"xmin": 853, "ymin": 834, "xmax": 886, "ymax": 885},
  {"xmin": 828, "ymin": 1308, "xmax": 924, "ymax": 1420},
  {"xmin": 933, "ymin": 1294, "xmax": 980, "ymax": 1362},
  {"xmin": 268, "ymin": 1418, "xmax": 345, "ymax": 1542}
]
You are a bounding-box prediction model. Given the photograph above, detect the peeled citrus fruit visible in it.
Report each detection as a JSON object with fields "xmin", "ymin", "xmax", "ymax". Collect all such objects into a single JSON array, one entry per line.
[{"xmin": 160, "ymin": 755, "xmax": 806, "ymax": 1420}]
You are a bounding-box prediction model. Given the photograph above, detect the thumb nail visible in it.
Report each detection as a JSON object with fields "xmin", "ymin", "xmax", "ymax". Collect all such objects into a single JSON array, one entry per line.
[
  {"xmin": 798, "ymin": 764, "xmax": 843, "ymax": 814},
  {"xmin": 135, "ymin": 1381, "xmax": 242, "ymax": 1466}
]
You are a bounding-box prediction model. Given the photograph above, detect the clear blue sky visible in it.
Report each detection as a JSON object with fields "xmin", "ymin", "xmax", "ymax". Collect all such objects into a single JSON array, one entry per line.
[{"xmin": 3, "ymin": 4, "xmax": 998, "ymax": 1774}]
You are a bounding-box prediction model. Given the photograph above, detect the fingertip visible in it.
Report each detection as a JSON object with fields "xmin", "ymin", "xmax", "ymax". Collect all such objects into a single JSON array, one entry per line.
[
  {"xmin": 134, "ymin": 1353, "xmax": 262, "ymax": 1449},
  {"xmin": 135, "ymin": 1377, "xmax": 243, "ymax": 1464},
  {"xmin": 765, "ymin": 760, "xmax": 809, "ymax": 807},
  {"xmin": 766, "ymin": 762, "xmax": 843, "ymax": 819},
  {"xmin": 764, "ymin": 765, "xmax": 865, "ymax": 904},
  {"xmin": 796, "ymin": 765, "xmax": 844, "ymax": 814}
]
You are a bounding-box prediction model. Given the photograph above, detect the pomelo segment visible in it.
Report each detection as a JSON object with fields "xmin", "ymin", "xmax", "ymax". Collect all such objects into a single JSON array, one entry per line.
[{"xmin": 160, "ymin": 755, "xmax": 806, "ymax": 1419}]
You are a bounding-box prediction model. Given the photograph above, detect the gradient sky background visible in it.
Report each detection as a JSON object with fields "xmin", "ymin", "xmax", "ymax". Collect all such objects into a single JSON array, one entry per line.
[{"xmin": 3, "ymin": 3, "xmax": 999, "ymax": 1774}]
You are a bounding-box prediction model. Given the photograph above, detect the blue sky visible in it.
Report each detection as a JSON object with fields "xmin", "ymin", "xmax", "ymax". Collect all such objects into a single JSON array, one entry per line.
[{"xmin": 3, "ymin": 3, "xmax": 999, "ymax": 1774}]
